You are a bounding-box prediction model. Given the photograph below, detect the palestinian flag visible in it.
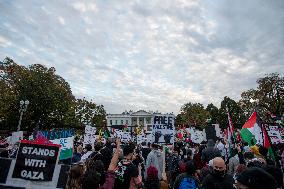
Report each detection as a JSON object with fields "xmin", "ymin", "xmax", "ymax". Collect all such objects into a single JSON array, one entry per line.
[
  {"xmin": 240, "ymin": 111, "xmax": 263, "ymax": 146},
  {"xmin": 262, "ymin": 125, "xmax": 275, "ymax": 160}
]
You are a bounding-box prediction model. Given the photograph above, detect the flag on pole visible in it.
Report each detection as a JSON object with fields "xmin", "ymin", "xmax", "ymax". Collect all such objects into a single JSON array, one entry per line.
[
  {"xmin": 226, "ymin": 109, "xmax": 235, "ymax": 144},
  {"xmin": 240, "ymin": 111, "xmax": 263, "ymax": 146},
  {"xmin": 262, "ymin": 125, "xmax": 275, "ymax": 160}
]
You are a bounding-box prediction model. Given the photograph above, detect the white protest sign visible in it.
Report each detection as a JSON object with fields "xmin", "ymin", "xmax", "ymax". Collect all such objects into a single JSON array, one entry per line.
[
  {"xmin": 121, "ymin": 132, "xmax": 132, "ymax": 142},
  {"xmin": 11, "ymin": 131, "xmax": 23, "ymax": 144},
  {"xmin": 83, "ymin": 125, "xmax": 97, "ymax": 148},
  {"xmin": 213, "ymin": 124, "xmax": 222, "ymax": 138},
  {"xmin": 265, "ymin": 124, "xmax": 284, "ymax": 144},
  {"xmin": 151, "ymin": 115, "xmax": 175, "ymax": 144},
  {"xmin": 189, "ymin": 127, "xmax": 206, "ymax": 144},
  {"xmin": 137, "ymin": 134, "xmax": 147, "ymax": 144},
  {"xmin": 146, "ymin": 133, "xmax": 153, "ymax": 143}
]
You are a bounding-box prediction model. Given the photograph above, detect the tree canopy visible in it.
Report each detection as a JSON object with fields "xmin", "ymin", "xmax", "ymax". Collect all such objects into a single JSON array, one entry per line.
[
  {"xmin": 0, "ymin": 57, "xmax": 106, "ymax": 131},
  {"xmin": 177, "ymin": 73, "xmax": 283, "ymax": 129}
]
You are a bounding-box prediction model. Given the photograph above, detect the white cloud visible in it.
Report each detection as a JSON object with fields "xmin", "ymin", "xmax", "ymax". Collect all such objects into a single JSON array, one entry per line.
[
  {"xmin": 58, "ymin": 16, "xmax": 65, "ymax": 25},
  {"xmin": 0, "ymin": 0, "xmax": 283, "ymax": 114},
  {"xmin": 72, "ymin": 2, "xmax": 98, "ymax": 13},
  {"xmin": 0, "ymin": 35, "xmax": 12, "ymax": 47}
]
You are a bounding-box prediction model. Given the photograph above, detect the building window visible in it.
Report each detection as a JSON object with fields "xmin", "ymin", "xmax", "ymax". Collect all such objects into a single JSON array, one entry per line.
[
  {"xmin": 115, "ymin": 120, "xmax": 118, "ymax": 125},
  {"xmin": 126, "ymin": 120, "xmax": 129, "ymax": 125},
  {"xmin": 121, "ymin": 120, "xmax": 123, "ymax": 125},
  {"xmin": 110, "ymin": 120, "xmax": 112, "ymax": 125}
]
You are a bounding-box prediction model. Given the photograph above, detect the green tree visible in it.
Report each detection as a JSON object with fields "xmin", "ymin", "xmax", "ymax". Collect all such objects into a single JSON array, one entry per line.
[
  {"xmin": 0, "ymin": 57, "xmax": 106, "ymax": 131},
  {"xmin": 206, "ymin": 103, "xmax": 219, "ymax": 124},
  {"xmin": 239, "ymin": 73, "xmax": 284, "ymax": 121},
  {"xmin": 218, "ymin": 96, "xmax": 246, "ymax": 129},
  {"xmin": 180, "ymin": 102, "xmax": 210, "ymax": 128},
  {"xmin": 75, "ymin": 98, "xmax": 106, "ymax": 128}
]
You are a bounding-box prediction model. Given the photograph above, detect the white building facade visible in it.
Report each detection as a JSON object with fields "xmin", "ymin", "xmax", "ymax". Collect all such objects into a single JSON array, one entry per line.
[{"xmin": 106, "ymin": 110, "xmax": 175, "ymax": 133}]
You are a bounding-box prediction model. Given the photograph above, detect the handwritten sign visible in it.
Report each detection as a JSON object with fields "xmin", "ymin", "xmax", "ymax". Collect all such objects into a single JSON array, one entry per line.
[{"xmin": 150, "ymin": 115, "xmax": 175, "ymax": 144}]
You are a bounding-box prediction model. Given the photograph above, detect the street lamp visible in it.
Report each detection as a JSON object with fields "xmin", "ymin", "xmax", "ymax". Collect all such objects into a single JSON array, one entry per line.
[{"xmin": 17, "ymin": 100, "xmax": 29, "ymax": 131}]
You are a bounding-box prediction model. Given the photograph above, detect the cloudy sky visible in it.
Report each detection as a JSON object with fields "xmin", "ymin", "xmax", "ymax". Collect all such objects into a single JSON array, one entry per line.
[{"xmin": 0, "ymin": 0, "xmax": 283, "ymax": 114}]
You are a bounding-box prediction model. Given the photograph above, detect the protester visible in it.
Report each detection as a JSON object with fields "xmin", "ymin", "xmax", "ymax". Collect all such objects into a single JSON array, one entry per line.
[
  {"xmin": 66, "ymin": 164, "xmax": 85, "ymax": 189},
  {"xmin": 228, "ymin": 148, "xmax": 240, "ymax": 175},
  {"xmin": 81, "ymin": 144, "xmax": 93, "ymax": 162},
  {"xmin": 144, "ymin": 164, "xmax": 160, "ymax": 189},
  {"xmin": 201, "ymin": 139, "xmax": 221, "ymax": 163},
  {"xmin": 113, "ymin": 143, "xmax": 142, "ymax": 189},
  {"xmin": 167, "ymin": 144, "xmax": 180, "ymax": 188},
  {"xmin": 178, "ymin": 148, "xmax": 193, "ymax": 173},
  {"xmin": 236, "ymin": 167, "xmax": 277, "ymax": 189},
  {"xmin": 217, "ymin": 138, "xmax": 226, "ymax": 159},
  {"xmin": 145, "ymin": 143, "xmax": 164, "ymax": 180},
  {"xmin": 72, "ymin": 145, "xmax": 83, "ymax": 163},
  {"xmin": 201, "ymin": 157, "xmax": 234, "ymax": 189},
  {"xmin": 173, "ymin": 161, "xmax": 199, "ymax": 189}
]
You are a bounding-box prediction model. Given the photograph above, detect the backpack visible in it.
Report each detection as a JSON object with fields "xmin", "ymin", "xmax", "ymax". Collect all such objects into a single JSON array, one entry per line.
[{"xmin": 178, "ymin": 177, "xmax": 197, "ymax": 189}]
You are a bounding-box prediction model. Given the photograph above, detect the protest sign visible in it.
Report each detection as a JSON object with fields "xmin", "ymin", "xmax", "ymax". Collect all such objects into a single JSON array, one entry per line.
[
  {"xmin": 83, "ymin": 125, "xmax": 97, "ymax": 148},
  {"xmin": 137, "ymin": 133, "xmax": 147, "ymax": 144},
  {"xmin": 264, "ymin": 124, "xmax": 284, "ymax": 144},
  {"xmin": 188, "ymin": 127, "xmax": 206, "ymax": 144},
  {"xmin": 38, "ymin": 129, "xmax": 74, "ymax": 160},
  {"xmin": 10, "ymin": 131, "xmax": 23, "ymax": 144},
  {"xmin": 150, "ymin": 115, "xmax": 175, "ymax": 144},
  {"xmin": 12, "ymin": 140, "xmax": 60, "ymax": 181}
]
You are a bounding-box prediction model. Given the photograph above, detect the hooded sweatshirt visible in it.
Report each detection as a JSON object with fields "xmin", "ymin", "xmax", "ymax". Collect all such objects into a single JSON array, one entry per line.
[{"xmin": 145, "ymin": 149, "xmax": 163, "ymax": 180}]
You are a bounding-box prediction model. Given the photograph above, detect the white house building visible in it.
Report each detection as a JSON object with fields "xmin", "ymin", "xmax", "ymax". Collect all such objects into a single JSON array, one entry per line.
[{"xmin": 106, "ymin": 110, "xmax": 175, "ymax": 133}]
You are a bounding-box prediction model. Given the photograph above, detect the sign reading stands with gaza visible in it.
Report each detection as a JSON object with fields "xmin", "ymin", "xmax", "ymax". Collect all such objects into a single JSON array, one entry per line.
[
  {"xmin": 37, "ymin": 129, "xmax": 74, "ymax": 160},
  {"xmin": 150, "ymin": 115, "xmax": 175, "ymax": 144},
  {"xmin": 12, "ymin": 140, "xmax": 60, "ymax": 181}
]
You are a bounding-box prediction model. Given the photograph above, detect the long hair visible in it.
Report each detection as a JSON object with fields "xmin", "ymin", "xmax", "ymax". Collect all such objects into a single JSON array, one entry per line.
[{"xmin": 66, "ymin": 164, "xmax": 84, "ymax": 189}]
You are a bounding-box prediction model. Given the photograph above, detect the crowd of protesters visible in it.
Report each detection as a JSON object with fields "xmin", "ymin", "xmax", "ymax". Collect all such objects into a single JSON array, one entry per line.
[
  {"xmin": 1, "ymin": 134, "xmax": 284, "ymax": 189},
  {"xmin": 65, "ymin": 137, "xmax": 284, "ymax": 189}
]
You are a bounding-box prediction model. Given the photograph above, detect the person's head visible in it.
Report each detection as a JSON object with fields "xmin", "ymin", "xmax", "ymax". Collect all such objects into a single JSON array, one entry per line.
[
  {"xmin": 85, "ymin": 144, "xmax": 92, "ymax": 152},
  {"xmin": 212, "ymin": 157, "xmax": 226, "ymax": 178},
  {"xmin": 236, "ymin": 167, "xmax": 277, "ymax": 189},
  {"xmin": 82, "ymin": 170, "xmax": 101, "ymax": 189},
  {"xmin": 185, "ymin": 149, "xmax": 192, "ymax": 159},
  {"xmin": 123, "ymin": 144, "xmax": 135, "ymax": 160},
  {"xmin": 147, "ymin": 165, "xmax": 158, "ymax": 179},
  {"xmin": 186, "ymin": 161, "xmax": 196, "ymax": 175},
  {"xmin": 66, "ymin": 164, "xmax": 84, "ymax": 189},
  {"xmin": 235, "ymin": 164, "xmax": 247, "ymax": 175},
  {"xmin": 264, "ymin": 165, "xmax": 283, "ymax": 188},
  {"xmin": 244, "ymin": 152, "xmax": 254, "ymax": 163},
  {"xmin": 94, "ymin": 142, "xmax": 103, "ymax": 152},
  {"xmin": 151, "ymin": 143, "xmax": 159, "ymax": 150},
  {"xmin": 246, "ymin": 159, "xmax": 264, "ymax": 168},
  {"xmin": 207, "ymin": 139, "xmax": 215, "ymax": 148},
  {"xmin": 76, "ymin": 145, "xmax": 83, "ymax": 154}
]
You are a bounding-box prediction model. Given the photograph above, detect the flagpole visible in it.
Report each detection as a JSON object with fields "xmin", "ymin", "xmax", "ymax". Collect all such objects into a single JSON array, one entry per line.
[{"xmin": 253, "ymin": 99, "xmax": 280, "ymax": 167}]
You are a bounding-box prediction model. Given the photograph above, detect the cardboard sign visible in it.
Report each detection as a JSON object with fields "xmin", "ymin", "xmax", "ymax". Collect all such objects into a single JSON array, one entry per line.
[
  {"xmin": 38, "ymin": 129, "xmax": 74, "ymax": 160},
  {"xmin": 12, "ymin": 140, "xmax": 60, "ymax": 181},
  {"xmin": 150, "ymin": 115, "xmax": 175, "ymax": 144}
]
